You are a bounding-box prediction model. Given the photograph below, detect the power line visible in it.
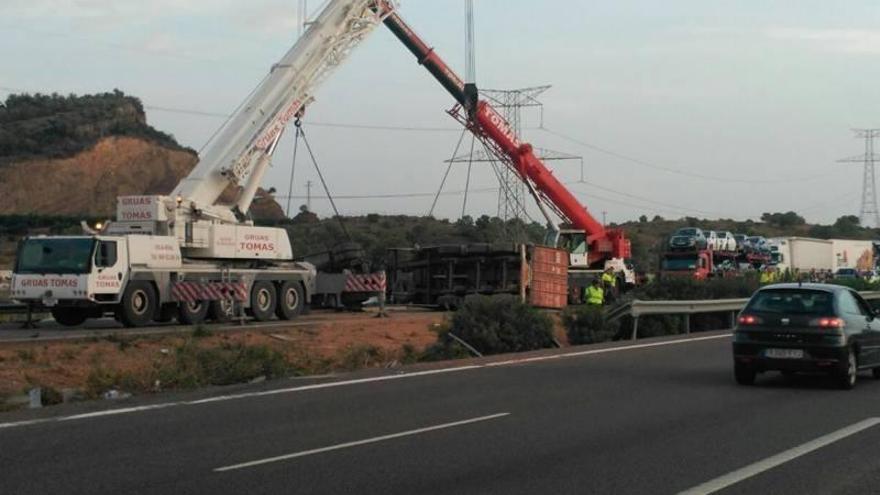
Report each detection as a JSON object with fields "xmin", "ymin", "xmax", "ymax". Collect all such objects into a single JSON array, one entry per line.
[
  {"xmin": 275, "ymin": 186, "xmax": 499, "ymax": 201},
  {"xmin": 143, "ymin": 104, "xmax": 463, "ymax": 132},
  {"xmin": 572, "ymin": 181, "xmax": 731, "ymax": 218},
  {"xmin": 540, "ymin": 126, "xmax": 836, "ymax": 185}
]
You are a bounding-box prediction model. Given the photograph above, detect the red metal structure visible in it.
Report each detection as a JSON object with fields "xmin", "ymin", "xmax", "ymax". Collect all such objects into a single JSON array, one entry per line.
[{"xmin": 372, "ymin": 2, "xmax": 630, "ymax": 267}]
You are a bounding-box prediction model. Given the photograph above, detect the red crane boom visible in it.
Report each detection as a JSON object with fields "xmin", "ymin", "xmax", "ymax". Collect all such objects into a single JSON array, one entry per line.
[{"xmin": 372, "ymin": 2, "xmax": 630, "ymax": 266}]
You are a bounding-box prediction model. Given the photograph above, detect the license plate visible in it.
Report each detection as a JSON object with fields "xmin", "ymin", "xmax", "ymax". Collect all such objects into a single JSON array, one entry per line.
[{"xmin": 765, "ymin": 348, "xmax": 804, "ymax": 359}]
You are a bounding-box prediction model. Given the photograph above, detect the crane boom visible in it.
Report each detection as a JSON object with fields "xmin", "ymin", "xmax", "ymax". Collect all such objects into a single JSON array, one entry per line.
[
  {"xmin": 173, "ymin": 0, "xmax": 394, "ymax": 222},
  {"xmin": 372, "ymin": 1, "xmax": 630, "ymax": 266}
]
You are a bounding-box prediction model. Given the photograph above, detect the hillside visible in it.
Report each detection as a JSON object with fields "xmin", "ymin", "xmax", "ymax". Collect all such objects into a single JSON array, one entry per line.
[
  {"xmin": 0, "ymin": 90, "xmax": 184, "ymax": 164},
  {"xmin": 0, "ymin": 91, "xmax": 284, "ymax": 219}
]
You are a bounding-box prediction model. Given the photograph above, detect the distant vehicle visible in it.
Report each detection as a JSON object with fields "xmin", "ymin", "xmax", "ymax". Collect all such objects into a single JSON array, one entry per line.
[
  {"xmin": 715, "ymin": 231, "xmax": 736, "ymax": 251},
  {"xmin": 835, "ymin": 268, "xmax": 858, "ymax": 279},
  {"xmin": 771, "ymin": 237, "xmax": 834, "ymax": 273},
  {"xmin": 732, "ymin": 283, "xmax": 880, "ymax": 389},
  {"xmin": 705, "ymin": 231, "xmax": 719, "ymax": 250},
  {"xmin": 669, "ymin": 228, "xmax": 707, "ymax": 251},
  {"xmin": 660, "ymin": 249, "xmax": 738, "ymax": 280},
  {"xmin": 733, "ymin": 234, "xmax": 749, "ymax": 250},
  {"xmin": 747, "ymin": 236, "xmax": 766, "ymax": 247}
]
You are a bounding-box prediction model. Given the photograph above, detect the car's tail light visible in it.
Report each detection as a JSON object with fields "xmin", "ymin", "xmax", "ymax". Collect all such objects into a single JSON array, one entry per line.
[
  {"xmin": 738, "ymin": 314, "xmax": 762, "ymax": 325},
  {"xmin": 811, "ymin": 317, "xmax": 845, "ymax": 329}
]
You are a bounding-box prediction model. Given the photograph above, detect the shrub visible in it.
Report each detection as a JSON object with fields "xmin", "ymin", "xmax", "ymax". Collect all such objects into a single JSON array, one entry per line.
[
  {"xmin": 562, "ymin": 305, "xmax": 620, "ymax": 345},
  {"xmin": 83, "ymin": 340, "xmax": 293, "ymax": 396},
  {"xmin": 336, "ymin": 344, "xmax": 384, "ymax": 371},
  {"xmin": 827, "ymin": 278, "xmax": 880, "ymax": 291},
  {"xmin": 191, "ymin": 324, "xmax": 213, "ymax": 338},
  {"xmin": 428, "ymin": 295, "xmax": 555, "ymax": 357},
  {"xmin": 85, "ymin": 367, "xmax": 121, "ymax": 399},
  {"xmin": 156, "ymin": 340, "xmax": 290, "ymax": 388},
  {"xmin": 634, "ymin": 275, "xmax": 760, "ymax": 301},
  {"xmin": 16, "ymin": 349, "xmax": 35, "ymax": 363},
  {"xmin": 104, "ymin": 333, "xmax": 134, "ymax": 351},
  {"xmin": 40, "ymin": 386, "xmax": 63, "ymax": 406}
]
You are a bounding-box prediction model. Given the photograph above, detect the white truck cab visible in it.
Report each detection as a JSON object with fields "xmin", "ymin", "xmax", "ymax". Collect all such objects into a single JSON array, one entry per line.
[{"xmin": 12, "ymin": 236, "xmax": 129, "ymax": 306}]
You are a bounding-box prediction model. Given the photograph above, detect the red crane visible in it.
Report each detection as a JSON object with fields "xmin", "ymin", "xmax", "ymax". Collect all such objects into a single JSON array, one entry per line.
[{"xmin": 372, "ymin": 1, "xmax": 631, "ymax": 268}]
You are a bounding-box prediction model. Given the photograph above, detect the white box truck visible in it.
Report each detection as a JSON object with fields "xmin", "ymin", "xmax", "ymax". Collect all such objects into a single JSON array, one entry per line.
[{"xmin": 772, "ymin": 237, "xmax": 833, "ymax": 273}]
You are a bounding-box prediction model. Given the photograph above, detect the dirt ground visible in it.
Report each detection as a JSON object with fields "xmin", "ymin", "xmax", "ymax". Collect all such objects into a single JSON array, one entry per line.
[{"xmin": 0, "ymin": 312, "xmax": 448, "ymax": 399}]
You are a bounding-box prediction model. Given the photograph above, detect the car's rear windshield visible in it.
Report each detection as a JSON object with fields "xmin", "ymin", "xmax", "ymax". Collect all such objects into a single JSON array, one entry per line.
[{"xmin": 745, "ymin": 289, "xmax": 834, "ymax": 315}]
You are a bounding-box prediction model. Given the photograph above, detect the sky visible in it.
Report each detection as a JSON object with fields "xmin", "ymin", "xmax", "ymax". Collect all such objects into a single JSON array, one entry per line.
[{"xmin": 1, "ymin": 0, "xmax": 879, "ymax": 226}]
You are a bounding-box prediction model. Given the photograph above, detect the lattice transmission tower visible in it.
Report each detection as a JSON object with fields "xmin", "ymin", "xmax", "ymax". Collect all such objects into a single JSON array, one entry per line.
[
  {"xmin": 839, "ymin": 129, "xmax": 880, "ymax": 228},
  {"xmin": 446, "ymin": 86, "xmax": 583, "ymax": 222}
]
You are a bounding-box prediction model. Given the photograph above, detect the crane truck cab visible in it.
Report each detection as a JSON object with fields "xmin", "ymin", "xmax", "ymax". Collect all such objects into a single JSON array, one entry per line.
[
  {"xmin": 660, "ymin": 249, "xmax": 738, "ymax": 280},
  {"xmin": 12, "ymin": 234, "xmax": 157, "ymax": 325},
  {"xmin": 558, "ymin": 229, "xmax": 636, "ymax": 303}
]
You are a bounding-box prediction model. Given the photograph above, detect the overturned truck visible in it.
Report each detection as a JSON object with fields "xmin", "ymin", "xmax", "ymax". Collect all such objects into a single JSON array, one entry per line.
[{"xmin": 387, "ymin": 243, "xmax": 568, "ymax": 310}]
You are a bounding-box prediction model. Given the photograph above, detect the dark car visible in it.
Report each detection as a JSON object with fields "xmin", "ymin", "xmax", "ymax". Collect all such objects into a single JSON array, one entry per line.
[
  {"xmin": 732, "ymin": 283, "xmax": 880, "ymax": 389},
  {"xmin": 835, "ymin": 268, "xmax": 858, "ymax": 279},
  {"xmin": 669, "ymin": 228, "xmax": 707, "ymax": 251}
]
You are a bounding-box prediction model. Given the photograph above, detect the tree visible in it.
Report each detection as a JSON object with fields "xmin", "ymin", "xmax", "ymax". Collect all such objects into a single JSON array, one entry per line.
[
  {"xmin": 832, "ymin": 215, "xmax": 862, "ymax": 237},
  {"xmin": 760, "ymin": 211, "xmax": 806, "ymax": 228},
  {"xmin": 639, "ymin": 215, "xmax": 648, "ymax": 223}
]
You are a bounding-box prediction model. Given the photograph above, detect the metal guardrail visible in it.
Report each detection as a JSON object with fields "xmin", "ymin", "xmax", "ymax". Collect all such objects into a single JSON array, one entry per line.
[{"xmin": 623, "ymin": 291, "xmax": 880, "ymax": 340}]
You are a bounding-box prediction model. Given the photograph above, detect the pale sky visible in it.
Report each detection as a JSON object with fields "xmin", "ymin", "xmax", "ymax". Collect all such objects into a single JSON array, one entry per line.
[{"xmin": 1, "ymin": 1, "xmax": 878, "ymax": 225}]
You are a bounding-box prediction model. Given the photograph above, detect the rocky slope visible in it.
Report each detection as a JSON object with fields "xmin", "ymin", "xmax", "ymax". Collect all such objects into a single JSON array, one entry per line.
[{"xmin": 0, "ymin": 91, "xmax": 284, "ymax": 219}]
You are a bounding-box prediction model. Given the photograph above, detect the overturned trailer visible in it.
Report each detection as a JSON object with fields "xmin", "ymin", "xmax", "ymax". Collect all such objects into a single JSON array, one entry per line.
[{"xmin": 387, "ymin": 243, "xmax": 568, "ymax": 309}]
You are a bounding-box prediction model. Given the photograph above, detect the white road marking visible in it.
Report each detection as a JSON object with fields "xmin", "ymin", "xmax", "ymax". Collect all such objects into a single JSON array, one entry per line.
[
  {"xmin": 0, "ymin": 333, "xmax": 730, "ymax": 430},
  {"xmin": 678, "ymin": 417, "xmax": 880, "ymax": 495},
  {"xmin": 214, "ymin": 412, "xmax": 510, "ymax": 472}
]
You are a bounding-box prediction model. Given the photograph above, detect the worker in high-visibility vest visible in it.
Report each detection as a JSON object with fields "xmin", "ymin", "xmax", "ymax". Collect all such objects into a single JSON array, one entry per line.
[
  {"xmin": 759, "ymin": 267, "xmax": 773, "ymax": 284},
  {"xmin": 585, "ymin": 278, "xmax": 604, "ymax": 306},
  {"xmin": 601, "ymin": 267, "xmax": 617, "ymax": 303}
]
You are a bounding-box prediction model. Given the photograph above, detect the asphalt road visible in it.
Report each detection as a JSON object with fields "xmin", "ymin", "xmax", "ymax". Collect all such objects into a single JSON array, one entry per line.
[{"xmin": 2, "ymin": 332, "xmax": 880, "ymax": 494}]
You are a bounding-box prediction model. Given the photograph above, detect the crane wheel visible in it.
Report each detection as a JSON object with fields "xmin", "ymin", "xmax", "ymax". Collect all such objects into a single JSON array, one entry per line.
[
  {"xmin": 118, "ymin": 281, "xmax": 157, "ymax": 328},
  {"xmin": 209, "ymin": 299, "xmax": 238, "ymax": 322},
  {"xmin": 249, "ymin": 281, "xmax": 277, "ymax": 322},
  {"xmin": 178, "ymin": 300, "xmax": 209, "ymax": 325},
  {"xmin": 51, "ymin": 307, "xmax": 89, "ymax": 327},
  {"xmin": 276, "ymin": 281, "xmax": 304, "ymax": 320}
]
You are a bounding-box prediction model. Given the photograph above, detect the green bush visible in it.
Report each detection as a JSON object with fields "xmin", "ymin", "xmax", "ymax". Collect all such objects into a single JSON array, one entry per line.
[
  {"xmin": 420, "ymin": 323, "xmax": 472, "ymax": 362},
  {"xmin": 83, "ymin": 340, "xmax": 293, "ymax": 396},
  {"xmin": 427, "ymin": 295, "xmax": 555, "ymax": 357},
  {"xmin": 40, "ymin": 386, "xmax": 63, "ymax": 406},
  {"xmin": 336, "ymin": 344, "xmax": 383, "ymax": 371},
  {"xmin": 827, "ymin": 278, "xmax": 880, "ymax": 291},
  {"xmin": 85, "ymin": 367, "xmax": 121, "ymax": 399},
  {"xmin": 156, "ymin": 340, "xmax": 290, "ymax": 388},
  {"xmin": 562, "ymin": 305, "xmax": 620, "ymax": 345},
  {"xmin": 634, "ymin": 275, "xmax": 760, "ymax": 301}
]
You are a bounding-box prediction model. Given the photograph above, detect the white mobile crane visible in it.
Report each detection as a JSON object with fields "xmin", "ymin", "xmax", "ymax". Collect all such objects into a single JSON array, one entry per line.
[{"xmin": 10, "ymin": 0, "xmax": 395, "ymax": 326}]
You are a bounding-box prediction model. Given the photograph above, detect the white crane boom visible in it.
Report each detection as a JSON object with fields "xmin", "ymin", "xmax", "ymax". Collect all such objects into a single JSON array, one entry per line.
[{"xmin": 172, "ymin": 0, "xmax": 394, "ymax": 222}]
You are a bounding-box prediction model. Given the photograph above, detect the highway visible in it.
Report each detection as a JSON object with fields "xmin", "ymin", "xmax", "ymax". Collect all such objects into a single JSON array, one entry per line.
[{"xmin": 2, "ymin": 332, "xmax": 880, "ymax": 494}]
